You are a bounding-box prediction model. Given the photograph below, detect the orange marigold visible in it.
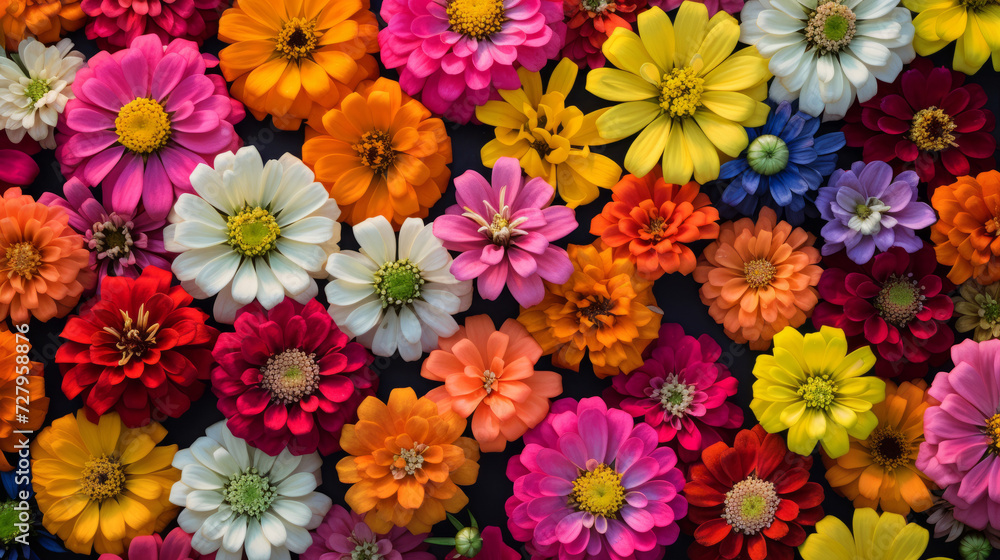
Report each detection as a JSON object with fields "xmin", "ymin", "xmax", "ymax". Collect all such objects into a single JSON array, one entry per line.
[
  {"xmin": 0, "ymin": 188, "xmax": 94, "ymax": 324},
  {"xmin": 693, "ymin": 206, "xmax": 821, "ymax": 350},
  {"xmin": 931, "ymin": 170, "xmax": 1000, "ymax": 285},
  {"xmin": 336, "ymin": 387, "xmax": 480, "ymax": 533},
  {"xmin": 590, "ymin": 166, "xmax": 719, "ymax": 280},
  {"xmin": 302, "ymin": 78, "xmax": 452, "ymax": 229},
  {"xmin": 0, "ymin": 325, "xmax": 46, "ymax": 471},
  {"xmin": 1, "ymin": 0, "xmax": 84, "ymax": 51},
  {"xmin": 517, "ymin": 243, "xmax": 662, "ymax": 378},
  {"xmin": 823, "ymin": 380, "xmax": 936, "ymax": 515}
]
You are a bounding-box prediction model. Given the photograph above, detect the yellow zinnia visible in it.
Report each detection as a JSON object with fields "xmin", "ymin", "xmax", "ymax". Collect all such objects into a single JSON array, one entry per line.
[
  {"xmin": 906, "ymin": 0, "xmax": 1000, "ymax": 75},
  {"xmin": 800, "ymin": 508, "xmax": 952, "ymax": 560},
  {"xmin": 750, "ymin": 326, "xmax": 885, "ymax": 458},
  {"xmin": 476, "ymin": 58, "xmax": 622, "ymax": 208},
  {"xmin": 585, "ymin": 2, "xmax": 770, "ymax": 184}
]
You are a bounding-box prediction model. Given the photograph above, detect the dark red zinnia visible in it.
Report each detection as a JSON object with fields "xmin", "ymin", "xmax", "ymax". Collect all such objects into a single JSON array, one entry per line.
[
  {"xmin": 684, "ymin": 425, "xmax": 824, "ymax": 560},
  {"xmin": 57, "ymin": 266, "xmax": 218, "ymax": 427},
  {"xmin": 211, "ymin": 297, "xmax": 377, "ymax": 456},
  {"xmin": 842, "ymin": 57, "xmax": 996, "ymax": 190},
  {"xmin": 562, "ymin": 0, "xmax": 646, "ymax": 69}
]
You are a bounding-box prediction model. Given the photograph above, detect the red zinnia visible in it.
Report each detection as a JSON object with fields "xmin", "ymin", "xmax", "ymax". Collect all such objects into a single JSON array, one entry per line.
[
  {"xmin": 684, "ymin": 425, "xmax": 824, "ymax": 560},
  {"xmin": 57, "ymin": 266, "xmax": 218, "ymax": 427},
  {"xmin": 211, "ymin": 297, "xmax": 377, "ymax": 456},
  {"xmin": 562, "ymin": 0, "xmax": 647, "ymax": 69}
]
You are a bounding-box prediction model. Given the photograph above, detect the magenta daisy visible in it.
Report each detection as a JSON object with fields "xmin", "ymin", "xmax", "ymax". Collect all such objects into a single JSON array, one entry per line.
[
  {"xmin": 505, "ymin": 396, "xmax": 687, "ymax": 560},
  {"xmin": 81, "ymin": 0, "xmax": 223, "ymax": 51},
  {"xmin": 302, "ymin": 505, "xmax": 434, "ymax": 560},
  {"xmin": 55, "ymin": 34, "xmax": 244, "ymax": 220}
]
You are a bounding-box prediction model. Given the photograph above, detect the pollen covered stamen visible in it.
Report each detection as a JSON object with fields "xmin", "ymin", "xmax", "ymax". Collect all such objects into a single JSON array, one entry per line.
[
  {"xmin": 462, "ymin": 186, "xmax": 529, "ymax": 246},
  {"xmin": 652, "ymin": 374, "xmax": 696, "ymax": 418},
  {"xmin": 115, "ymin": 97, "xmax": 171, "ymax": 154},
  {"xmin": 101, "ymin": 304, "xmax": 160, "ymax": 366},
  {"xmin": 722, "ymin": 476, "xmax": 781, "ymax": 535},
  {"xmin": 874, "ymin": 274, "xmax": 925, "ymax": 326},
  {"xmin": 224, "ymin": 468, "xmax": 276, "ymax": 518},
  {"xmin": 391, "ymin": 443, "xmax": 429, "ymax": 478},
  {"xmin": 353, "ymin": 130, "xmax": 396, "ymax": 175},
  {"xmin": 90, "ymin": 214, "xmax": 135, "ymax": 259},
  {"xmin": 373, "ymin": 259, "xmax": 424, "ymax": 308},
  {"xmin": 798, "ymin": 375, "xmax": 838, "ymax": 409},
  {"xmin": 260, "ymin": 348, "xmax": 321, "ymax": 404},
  {"xmin": 805, "ymin": 1, "xmax": 857, "ymax": 55},
  {"xmin": 447, "ymin": 0, "xmax": 506, "ymax": 39},
  {"xmin": 482, "ymin": 370, "xmax": 498, "ymax": 394},
  {"xmin": 744, "ymin": 258, "xmax": 776, "ymax": 289},
  {"xmin": 985, "ymin": 413, "xmax": 1000, "ymax": 454},
  {"xmin": 5, "ymin": 242, "xmax": 40, "ymax": 279},
  {"xmin": 909, "ymin": 107, "xmax": 958, "ymax": 152},
  {"xmin": 867, "ymin": 426, "xmax": 910, "ymax": 470},
  {"xmin": 571, "ymin": 463, "xmax": 625, "ymax": 517},
  {"xmin": 276, "ymin": 17, "xmax": 318, "ymax": 60},
  {"xmin": 226, "ymin": 206, "xmax": 281, "ymax": 257},
  {"xmin": 82, "ymin": 455, "xmax": 126, "ymax": 501},
  {"xmin": 659, "ymin": 67, "xmax": 704, "ymax": 119},
  {"xmin": 24, "ymin": 78, "xmax": 51, "ymax": 105}
]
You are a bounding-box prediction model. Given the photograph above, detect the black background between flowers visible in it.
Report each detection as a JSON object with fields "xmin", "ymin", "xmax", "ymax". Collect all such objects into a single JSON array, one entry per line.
[{"xmin": 15, "ymin": 3, "xmax": 995, "ymax": 558}]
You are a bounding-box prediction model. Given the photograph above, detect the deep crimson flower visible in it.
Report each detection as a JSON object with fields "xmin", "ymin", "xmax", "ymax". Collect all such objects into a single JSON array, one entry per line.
[
  {"xmin": 211, "ymin": 298, "xmax": 377, "ymax": 456},
  {"xmin": 82, "ymin": 0, "xmax": 223, "ymax": 51},
  {"xmin": 842, "ymin": 57, "xmax": 995, "ymax": 190},
  {"xmin": 56, "ymin": 266, "xmax": 218, "ymax": 427},
  {"xmin": 684, "ymin": 425, "xmax": 824, "ymax": 560},
  {"xmin": 562, "ymin": 0, "xmax": 647, "ymax": 69}
]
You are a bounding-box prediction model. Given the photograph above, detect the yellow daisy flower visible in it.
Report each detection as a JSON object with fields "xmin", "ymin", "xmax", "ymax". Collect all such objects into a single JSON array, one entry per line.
[
  {"xmin": 905, "ymin": 0, "xmax": 1000, "ymax": 75},
  {"xmin": 585, "ymin": 2, "xmax": 771, "ymax": 184},
  {"xmin": 800, "ymin": 508, "xmax": 952, "ymax": 560}
]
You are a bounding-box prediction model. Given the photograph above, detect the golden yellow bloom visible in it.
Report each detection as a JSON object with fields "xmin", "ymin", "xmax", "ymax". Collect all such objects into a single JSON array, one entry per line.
[
  {"xmin": 906, "ymin": 0, "xmax": 1000, "ymax": 75},
  {"xmin": 800, "ymin": 508, "xmax": 952, "ymax": 560}
]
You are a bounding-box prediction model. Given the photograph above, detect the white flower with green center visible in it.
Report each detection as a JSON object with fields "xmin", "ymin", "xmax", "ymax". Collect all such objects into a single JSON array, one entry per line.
[
  {"xmin": 170, "ymin": 420, "xmax": 332, "ymax": 560},
  {"xmin": 164, "ymin": 146, "xmax": 341, "ymax": 324},
  {"xmin": 325, "ymin": 216, "xmax": 473, "ymax": 361},
  {"xmin": 0, "ymin": 38, "xmax": 83, "ymax": 148}
]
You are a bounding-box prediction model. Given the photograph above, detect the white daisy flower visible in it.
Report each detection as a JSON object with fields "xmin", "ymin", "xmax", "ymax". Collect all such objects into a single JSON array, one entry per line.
[
  {"xmin": 164, "ymin": 146, "xmax": 341, "ymax": 324},
  {"xmin": 0, "ymin": 37, "xmax": 82, "ymax": 148},
  {"xmin": 325, "ymin": 216, "xmax": 473, "ymax": 361},
  {"xmin": 740, "ymin": 0, "xmax": 914, "ymax": 121},
  {"xmin": 170, "ymin": 420, "xmax": 332, "ymax": 560}
]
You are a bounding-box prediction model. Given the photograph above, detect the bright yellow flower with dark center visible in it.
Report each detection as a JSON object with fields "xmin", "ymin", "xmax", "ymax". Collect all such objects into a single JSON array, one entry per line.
[{"xmin": 906, "ymin": 0, "xmax": 1000, "ymax": 74}]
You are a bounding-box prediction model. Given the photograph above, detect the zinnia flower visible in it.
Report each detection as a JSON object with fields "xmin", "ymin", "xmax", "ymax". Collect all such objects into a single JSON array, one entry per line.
[
  {"xmin": 590, "ymin": 166, "xmax": 719, "ymax": 280},
  {"xmin": 0, "ymin": 37, "xmax": 82, "ymax": 149},
  {"xmin": 931, "ymin": 170, "xmax": 1000, "ymax": 285},
  {"xmin": 0, "ymin": 470, "xmax": 65, "ymax": 560},
  {"xmin": 517, "ymin": 242, "xmax": 662, "ymax": 377},
  {"xmin": 822, "ymin": 380, "xmax": 936, "ymax": 515},
  {"xmin": 301, "ymin": 504, "xmax": 434, "ymax": 560},
  {"xmin": 95, "ymin": 528, "xmax": 207, "ymax": 560},
  {"xmin": 799, "ymin": 508, "xmax": 951, "ymax": 560},
  {"xmin": 421, "ymin": 314, "xmax": 563, "ymax": 452},
  {"xmin": 926, "ymin": 497, "xmax": 1000, "ymax": 549},
  {"xmin": 433, "ymin": 156, "xmax": 576, "ymax": 307},
  {"xmin": 740, "ymin": 0, "xmax": 914, "ymax": 120},
  {"xmin": 445, "ymin": 525, "xmax": 518, "ymax": 560},
  {"xmin": 842, "ymin": 58, "xmax": 996, "ymax": 189},
  {"xmin": 750, "ymin": 326, "xmax": 885, "ymax": 457},
  {"xmin": 325, "ymin": 216, "xmax": 472, "ymax": 361},
  {"xmin": 378, "ymin": 0, "xmax": 565, "ymax": 124},
  {"xmin": 82, "ymin": 0, "xmax": 223, "ymax": 50},
  {"xmin": 1, "ymin": 0, "xmax": 85, "ymax": 51},
  {"xmin": 586, "ymin": 3, "xmax": 770, "ymax": 182},
  {"xmin": 684, "ymin": 424, "xmax": 824, "ymax": 560},
  {"xmin": 719, "ymin": 100, "xmax": 845, "ymax": 225},
  {"xmin": 336, "ymin": 387, "xmax": 481, "ymax": 533},
  {"xmin": 659, "ymin": 0, "xmax": 744, "ymax": 13},
  {"xmin": 905, "ymin": 0, "xmax": 1000, "ymax": 74},
  {"xmin": 953, "ymin": 280, "xmax": 1000, "ymax": 341},
  {"xmin": 212, "ymin": 297, "xmax": 377, "ymax": 456},
  {"xmin": 165, "ymin": 146, "xmax": 342, "ymax": 324},
  {"xmin": 31, "ymin": 410, "xmax": 180, "ymax": 555},
  {"xmin": 506, "ymin": 396, "xmax": 687, "ymax": 560},
  {"xmin": 475, "ymin": 58, "xmax": 621, "ymax": 207},
  {"xmin": 56, "ymin": 34, "xmax": 244, "ymax": 220},
  {"xmin": 0, "ymin": 326, "xmax": 47, "ymax": 471},
  {"xmin": 693, "ymin": 206, "xmax": 822, "ymax": 350},
  {"xmin": 0, "ymin": 187, "xmax": 94, "ymax": 324},
  {"xmin": 0, "ymin": 135, "xmax": 38, "ymax": 189},
  {"xmin": 561, "ymin": 0, "xmax": 649, "ymax": 69},
  {"xmin": 603, "ymin": 323, "xmax": 742, "ymax": 463}
]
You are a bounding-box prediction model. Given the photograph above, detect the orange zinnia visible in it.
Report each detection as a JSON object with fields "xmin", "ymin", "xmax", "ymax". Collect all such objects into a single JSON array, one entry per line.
[
  {"xmin": 421, "ymin": 315, "xmax": 563, "ymax": 452},
  {"xmin": 590, "ymin": 166, "xmax": 719, "ymax": 280},
  {"xmin": 517, "ymin": 243, "xmax": 662, "ymax": 378},
  {"xmin": 336, "ymin": 387, "xmax": 480, "ymax": 533},
  {"xmin": 693, "ymin": 206, "xmax": 821, "ymax": 350},
  {"xmin": 931, "ymin": 170, "xmax": 1000, "ymax": 285},
  {"xmin": 1, "ymin": 0, "xmax": 84, "ymax": 51},
  {"xmin": 0, "ymin": 325, "xmax": 46, "ymax": 471},
  {"xmin": 823, "ymin": 380, "xmax": 936, "ymax": 515},
  {"xmin": 302, "ymin": 78, "xmax": 452, "ymax": 229}
]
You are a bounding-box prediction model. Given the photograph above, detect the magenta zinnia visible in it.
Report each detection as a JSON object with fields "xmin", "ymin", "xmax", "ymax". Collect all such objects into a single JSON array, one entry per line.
[{"xmin": 81, "ymin": 0, "xmax": 223, "ymax": 51}]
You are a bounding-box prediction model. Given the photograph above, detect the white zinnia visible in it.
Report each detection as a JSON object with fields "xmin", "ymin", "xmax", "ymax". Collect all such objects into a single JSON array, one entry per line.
[
  {"xmin": 170, "ymin": 421, "xmax": 332, "ymax": 560},
  {"xmin": 164, "ymin": 146, "xmax": 341, "ymax": 323},
  {"xmin": 740, "ymin": 0, "xmax": 914, "ymax": 121},
  {"xmin": 0, "ymin": 38, "xmax": 82, "ymax": 148},
  {"xmin": 326, "ymin": 216, "xmax": 473, "ymax": 361}
]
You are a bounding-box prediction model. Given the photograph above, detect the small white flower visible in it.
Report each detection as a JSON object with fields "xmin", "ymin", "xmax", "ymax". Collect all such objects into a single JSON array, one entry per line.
[
  {"xmin": 325, "ymin": 216, "xmax": 473, "ymax": 361},
  {"xmin": 164, "ymin": 146, "xmax": 341, "ymax": 323},
  {"xmin": 170, "ymin": 421, "xmax": 332, "ymax": 560},
  {"xmin": 0, "ymin": 38, "xmax": 83, "ymax": 148}
]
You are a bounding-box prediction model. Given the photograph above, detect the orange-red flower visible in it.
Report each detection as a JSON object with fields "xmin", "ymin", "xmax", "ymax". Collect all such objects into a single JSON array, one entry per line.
[
  {"xmin": 590, "ymin": 166, "xmax": 719, "ymax": 280},
  {"xmin": 336, "ymin": 387, "xmax": 480, "ymax": 533},
  {"xmin": 931, "ymin": 171, "xmax": 1000, "ymax": 285},
  {"xmin": 421, "ymin": 315, "xmax": 562, "ymax": 452},
  {"xmin": 693, "ymin": 206, "xmax": 821, "ymax": 350},
  {"xmin": 517, "ymin": 243, "xmax": 662, "ymax": 377},
  {"xmin": 1, "ymin": 0, "xmax": 85, "ymax": 51},
  {"xmin": 0, "ymin": 325, "xmax": 46, "ymax": 471}
]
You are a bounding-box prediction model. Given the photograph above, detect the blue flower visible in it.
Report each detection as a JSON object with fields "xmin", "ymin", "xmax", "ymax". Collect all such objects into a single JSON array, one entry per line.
[
  {"xmin": 718, "ymin": 100, "xmax": 845, "ymax": 225},
  {"xmin": 0, "ymin": 471, "xmax": 64, "ymax": 560}
]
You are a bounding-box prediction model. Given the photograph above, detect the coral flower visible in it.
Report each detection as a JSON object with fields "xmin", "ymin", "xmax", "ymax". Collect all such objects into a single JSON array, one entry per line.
[
  {"xmin": 931, "ymin": 170, "xmax": 1000, "ymax": 285},
  {"xmin": 0, "ymin": 326, "xmax": 47, "ymax": 472},
  {"xmin": 337, "ymin": 387, "xmax": 481, "ymax": 533},
  {"xmin": 302, "ymin": 78, "xmax": 452, "ymax": 229},
  {"xmin": 302, "ymin": 505, "xmax": 434, "ymax": 560},
  {"xmin": 591, "ymin": 166, "xmax": 719, "ymax": 280},
  {"xmin": 684, "ymin": 425, "xmax": 824, "ymax": 560},
  {"xmin": 800, "ymin": 509, "xmax": 951, "ymax": 560},
  {"xmin": 0, "ymin": 0, "xmax": 85, "ymax": 51},
  {"xmin": 421, "ymin": 314, "xmax": 563, "ymax": 452},
  {"xmin": 96, "ymin": 528, "xmax": 206, "ymax": 560},
  {"xmin": 517, "ymin": 242, "xmax": 662, "ymax": 377},
  {"xmin": 82, "ymin": 0, "xmax": 223, "ymax": 50},
  {"xmin": 0, "ymin": 187, "xmax": 94, "ymax": 324},
  {"xmin": 953, "ymin": 279, "xmax": 1000, "ymax": 341},
  {"xmin": 693, "ymin": 206, "xmax": 822, "ymax": 350}
]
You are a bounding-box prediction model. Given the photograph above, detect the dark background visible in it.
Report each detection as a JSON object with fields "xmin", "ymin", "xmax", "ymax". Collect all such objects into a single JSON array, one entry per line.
[{"xmin": 14, "ymin": 4, "xmax": 997, "ymax": 558}]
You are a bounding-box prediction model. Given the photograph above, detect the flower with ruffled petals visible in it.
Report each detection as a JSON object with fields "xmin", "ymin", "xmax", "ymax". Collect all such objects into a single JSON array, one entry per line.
[
  {"xmin": 561, "ymin": 0, "xmax": 644, "ymax": 69},
  {"xmin": 0, "ymin": 326, "xmax": 46, "ymax": 472},
  {"xmin": 926, "ymin": 497, "xmax": 1000, "ymax": 549},
  {"xmin": 1, "ymin": 0, "xmax": 85, "ymax": 51},
  {"xmin": 95, "ymin": 528, "xmax": 208, "ymax": 560},
  {"xmin": 0, "ymin": 135, "xmax": 38, "ymax": 189},
  {"xmin": 931, "ymin": 170, "xmax": 1000, "ymax": 285},
  {"xmin": 905, "ymin": 0, "xmax": 1000, "ymax": 75},
  {"xmin": 0, "ymin": 38, "xmax": 82, "ymax": 149},
  {"xmin": 82, "ymin": 0, "xmax": 223, "ymax": 50},
  {"xmin": 302, "ymin": 504, "xmax": 434, "ymax": 560},
  {"xmin": 953, "ymin": 280, "xmax": 1000, "ymax": 341},
  {"xmin": 800, "ymin": 508, "xmax": 951, "ymax": 560}
]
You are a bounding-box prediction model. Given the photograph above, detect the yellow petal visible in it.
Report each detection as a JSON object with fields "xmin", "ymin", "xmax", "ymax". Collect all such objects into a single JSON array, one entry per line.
[
  {"xmin": 673, "ymin": 1, "xmax": 710, "ymax": 68},
  {"xmin": 604, "ymin": 29, "xmax": 657, "ymax": 76},
  {"xmin": 595, "ymin": 101, "xmax": 660, "ymax": 139},
  {"xmin": 660, "ymin": 124, "xmax": 693, "ymax": 184},
  {"xmin": 692, "ymin": 110, "xmax": 748, "ymax": 156},
  {"xmin": 703, "ymin": 53, "xmax": 770, "ymax": 91},
  {"xmin": 481, "ymin": 139, "xmax": 525, "ymax": 167},
  {"xmin": 637, "ymin": 7, "xmax": 675, "ymax": 72},
  {"xmin": 884, "ymin": 521, "xmax": 930, "ymax": 560},
  {"xmin": 935, "ymin": 5, "xmax": 968, "ymax": 42},
  {"xmin": 872, "ymin": 511, "xmax": 908, "ymax": 558},
  {"xmin": 624, "ymin": 114, "xmax": 670, "ymax": 177},
  {"xmin": 516, "ymin": 66, "xmax": 544, "ymax": 106},
  {"xmin": 696, "ymin": 14, "xmax": 741, "ymax": 74},
  {"xmin": 547, "ymin": 58, "xmax": 578, "ymax": 96},
  {"xmin": 680, "ymin": 119, "xmax": 720, "ymax": 184},
  {"xmin": 476, "ymin": 101, "xmax": 525, "ymax": 128},
  {"xmin": 586, "ymin": 68, "xmax": 660, "ymax": 102},
  {"xmin": 700, "ymin": 90, "xmax": 756, "ymax": 121},
  {"xmin": 954, "ymin": 14, "xmax": 991, "ymax": 73},
  {"xmin": 572, "ymin": 108, "xmax": 617, "ymax": 146}
]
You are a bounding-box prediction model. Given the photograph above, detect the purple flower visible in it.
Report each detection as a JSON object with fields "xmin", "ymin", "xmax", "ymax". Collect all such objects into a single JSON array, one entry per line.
[
  {"xmin": 301, "ymin": 505, "xmax": 434, "ymax": 560},
  {"xmin": 816, "ymin": 161, "xmax": 937, "ymax": 264}
]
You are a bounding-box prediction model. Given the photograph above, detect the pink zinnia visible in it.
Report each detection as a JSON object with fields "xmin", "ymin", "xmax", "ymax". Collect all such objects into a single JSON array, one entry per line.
[
  {"xmin": 378, "ymin": 0, "xmax": 565, "ymax": 124},
  {"xmin": 96, "ymin": 528, "xmax": 211, "ymax": 560},
  {"xmin": 432, "ymin": 156, "xmax": 576, "ymax": 307},
  {"xmin": 211, "ymin": 297, "xmax": 377, "ymax": 456},
  {"xmin": 917, "ymin": 338, "xmax": 1000, "ymax": 531},
  {"xmin": 604, "ymin": 323, "xmax": 742, "ymax": 464},
  {"xmin": 56, "ymin": 34, "xmax": 244, "ymax": 220},
  {"xmin": 0, "ymin": 135, "xmax": 39, "ymax": 190},
  {"xmin": 301, "ymin": 505, "xmax": 434, "ymax": 560},
  {"xmin": 82, "ymin": 0, "xmax": 223, "ymax": 51},
  {"xmin": 505, "ymin": 396, "xmax": 688, "ymax": 560}
]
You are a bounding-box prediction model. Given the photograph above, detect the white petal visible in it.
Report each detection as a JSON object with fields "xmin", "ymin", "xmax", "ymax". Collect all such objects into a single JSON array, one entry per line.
[
  {"xmin": 244, "ymin": 519, "xmax": 274, "ymax": 560},
  {"xmin": 354, "ymin": 216, "xmax": 396, "ymax": 264},
  {"xmin": 395, "ymin": 217, "xmax": 424, "ymax": 260},
  {"xmin": 848, "ymin": 37, "xmax": 891, "ymax": 67},
  {"xmin": 268, "ymin": 253, "xmax": 312, "ymax": 295},
  {"xmin": 284, "ymin": 523, "xmax": 314, "ymax": 553},
  {"xmin": 190, "ymin": 163, "xmax": 236, "ymax": 215},
  {"xmin": 183, "ymin": 465, "xmax": 227, "ymax": 490},
  {"xmin": 195, "ymin": 508, "xmax": 235, "ymax": 545},
  {"xmin": 233, "ymin": 146, "xmax": 266, "ymax": 206},
  {"xmin": 253, "ymin": 258, "xmax": 285, "ymax": 310},
  {"xmin": 325, "ymin": 279, "xmax": 376, "ymax": 306},
  {"xmin": 326, "ymin": 252, "xmax": 377, "ymax": 284},
  {"xmin": 187, "ymin": 490, "xmax": 224, "ymax": 512},
  {"xmin": 194, "ymin": 251, "xmax": 241, "ymax": 296},
  {"xmin": 221, "ymin": 515, "xmax": 248, "ymax": 553},
  {"xmin": 279, "ymin": 216, "xmax": 335, "ymax": 243},
  {"xmin": 758, "ymin": 9, "xmax": 804, "ymax": 34},
  {"xmin": 398, "ymin": 305, "xmax": 423, "ymax": 344},
  {"xmin": 270, "ymin": 497, "xmax": 313, "ymax": 526},
  {"xmin": 274, "ymin": 184, "xmax": 331, "ymax": 227},
  {"xmin": 259, "ymin": 513, "xmax": 287, "ymax": 548},
  {"xmin": 230, "ymin": 259, "xmax": 259, "ymax": 305},
  {"xmin": 212, "ymin": 287, "xmax": 243, "ymax": 325},
  {"xmin": 371, "ymin": 307, "xmax": 399, "ymax": 357},
  {"xmin": 276, "ymin": 472, "xmax": 318, "ymax": 497},
  {"xmin": 411, "ymin": 299, "xmax": 460, "ymax": 337},
  {"xmin": 275, "ymin": 238, "xmax": 327, "ymax": 270},
  {"xmin": 852, "ymin": 0, "xmax": 897, "ymax": 20},
  {"xmin": 173, "ymin": 220, "xmax": 228, "ymax": 249},
  {"xmin": 174, "ymin": 193, "xmax": 227, "ymax": 228},
  {"xmin": 816, "ymin": 54, "xmax": 836, "ymax": 83}
]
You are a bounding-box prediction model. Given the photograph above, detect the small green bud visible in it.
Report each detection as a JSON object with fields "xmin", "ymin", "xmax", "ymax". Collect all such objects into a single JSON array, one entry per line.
[
  {"xmin": 960, "ymin": 532, "xmax": 993, "ymax": 560},
  {"xmin": 455, "ymin": 526, "xmax": 483, "ymax": 558},
  {"xmin": 746, "ymin": 134, "xmax": 790, "ymax": 176}
]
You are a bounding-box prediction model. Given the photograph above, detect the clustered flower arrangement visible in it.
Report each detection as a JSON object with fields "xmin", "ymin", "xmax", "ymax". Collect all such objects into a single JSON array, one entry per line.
[{"xmin": 2, "ymin": 0, "xmax": 1000, "ymax": 557}]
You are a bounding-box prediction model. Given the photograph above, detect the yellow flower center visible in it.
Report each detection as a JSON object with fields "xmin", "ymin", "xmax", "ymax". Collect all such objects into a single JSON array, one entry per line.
[
  {"xmin": 797, "ymin": 374, "xmax": 838, "ymax": 409},
  {"xmin": 353, "ymin": 130, "xmax": 396, "ymax": 176},
  {"xmin": 962, "ymin": 0, "xmax": 999, "ymax": 9},
  {"xmin": 373, "ymin": 259, "xmax": 425, "ymax": 308},
  {"xmin": 226, "ymin": 206, "xmax": 281, "ymax": 257},
  {"xmin": 658, "ymin": 67, "xmax": 704, "ymax": 119},
  {"xmin": 447, "ymin": 0, "xmax": 506, "ymax": 39},
  {"xmin": 102, "ymin": 305, "xmax": 160, "ymax": 366},
  {"xmin": 909, "ymin": 107, "xmax": 958, "ymax": 152},
  {"xmin": 723, "ymin": 475, "xmax": 780, "ymax": 535},
  {"xmin": 986, "ymin": 413, "xmax": 1000, "ymax": 454},
  {"xmin": 805, "ymin": 1, "xmax": 857, "ymax": 55},
  {"xmin": 276, "ymin": 17, "xmax": 318, "ymax": 61},
  {"xmin": 571, "ymin": 464, "xmax": 625, "ymax": 517},
  {"xmin": 743, "ymin": 258, "xmax": 776, "ymax": 289},
  {"xmin": 82, "ymin": 455, "xmax": 126, "ymax": 501},
  {"xmin": 4, "ymin": 242, "xmax": 40, "ymax": 279},
  {"xmin": 115, "ymin": 98, "xmax": 171, "ymax": 154},
  {"xmin": 867, "ymin": 426, "xmax": 910, "ymax": 470},
  {"xmin": 260, "ymin": 348, "xmax": 321, "ymax": 405},
  {"xmin": 25, "ymin": 78, "xmax": 50, "ymax": 105},
  {"xmin": 391, "ymin": 443, "xmax": 429, "ymax": 479}
]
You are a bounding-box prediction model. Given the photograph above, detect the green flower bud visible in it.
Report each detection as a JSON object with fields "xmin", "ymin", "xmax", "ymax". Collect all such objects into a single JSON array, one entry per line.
[
  {"xmin": 455, "ymin": 526, "xmax": 483, "ymax": 558},
  {"xmin": 746, "ymin": 134, "xmax": 789, "ymax": 176},
  {"xmin": 960, "ymin": 532, "xmax": 993, "ymax": 560}
]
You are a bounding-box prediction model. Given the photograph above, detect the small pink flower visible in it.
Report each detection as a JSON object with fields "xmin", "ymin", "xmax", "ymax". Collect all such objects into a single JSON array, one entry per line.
[
  {"xmin": 0, "ymin": 135, "xmax": 39, "ymax": 190},
  {"xmin": 82, "ymin": 0, "xmax": 224, "ymax": 51},
  {"xmin": 96, "ymin": 528, "xmax": 209, "ymax": 560},
  {"xmin": 301, "ymin": 505, "xmax": 434, "ymax": 560}
]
